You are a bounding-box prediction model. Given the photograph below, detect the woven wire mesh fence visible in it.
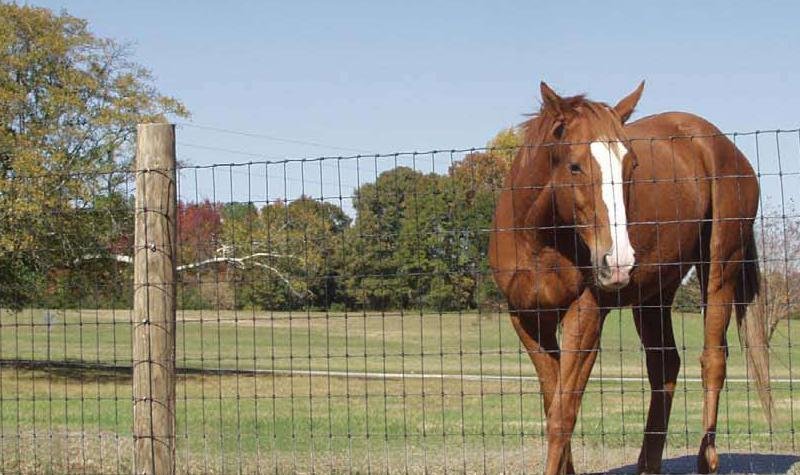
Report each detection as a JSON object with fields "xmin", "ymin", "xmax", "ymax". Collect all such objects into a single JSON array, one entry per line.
[
  {"xmin": 0, "ymin": 164, "xmax": 136, "ymax": 474},
  {"xmin": 0, "ymin": 128, "xmax": 799, "ymax": 474}
]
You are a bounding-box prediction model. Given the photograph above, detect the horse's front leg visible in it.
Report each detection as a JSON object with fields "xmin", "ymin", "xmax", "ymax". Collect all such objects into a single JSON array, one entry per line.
[
  {"xmin": 633, "ymin": 299, "xmax": 681, "ymax": 474},
  {"xmin": 544, "ymin": 290, "xmax": 605, "ymax": 475},
  {"xmin": 510, "ymin": 309, "xmax": 575, "ymax": 474}
]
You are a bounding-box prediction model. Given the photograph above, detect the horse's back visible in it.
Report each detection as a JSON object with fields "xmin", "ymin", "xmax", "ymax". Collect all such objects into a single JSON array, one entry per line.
[
  {"xmin": 626, "ymin": 111, "xmax": 758, "ymax": 214},
  {"xmin": 627, "ymin": 111, "xmax": 721, "ymax": 139},
  {"xmin": 616, "ymin": 112, "xmax": 759, "ymax": 304},
  {"xmin": 627, "ymin": 111, "xmax": 756, "ymax": 181}
]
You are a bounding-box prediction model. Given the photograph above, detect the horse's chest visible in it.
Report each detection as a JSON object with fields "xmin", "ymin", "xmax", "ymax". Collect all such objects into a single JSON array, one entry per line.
[{"xmin": 530, "ymin": 253, "xmax": 584, "ymax": 309}]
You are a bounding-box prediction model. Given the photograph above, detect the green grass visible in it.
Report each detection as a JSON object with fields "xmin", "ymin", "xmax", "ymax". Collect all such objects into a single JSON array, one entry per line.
[
  {"xmin": 5, "ymin": 307, "xmax": 800, "ymax": 379},
  {"xmin": 0, "ymin": 307, "xmax": 799, "ymax": 473}
]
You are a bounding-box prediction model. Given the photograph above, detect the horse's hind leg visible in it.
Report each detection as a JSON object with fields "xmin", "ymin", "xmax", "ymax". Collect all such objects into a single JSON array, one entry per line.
[
  {"xmin": 632, "ymin": 294, "xmax": 680, "ymax": 474},
  {"xmin": 697, "ymin": 240, "xmax": 745, "ymax": 472},
  {"xmin": 510, "ymin": 310, "xmax": 576, "ymax": 474}
]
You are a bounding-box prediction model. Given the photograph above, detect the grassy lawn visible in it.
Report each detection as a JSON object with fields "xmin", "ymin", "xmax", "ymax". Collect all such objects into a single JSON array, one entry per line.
[
  {"xmin": 4, "ymin": 307, "xmax": 800, "ymax": 379},
  {"xmin": 0, "ymin": 307, "xmax": 799, "ymax": 473}
]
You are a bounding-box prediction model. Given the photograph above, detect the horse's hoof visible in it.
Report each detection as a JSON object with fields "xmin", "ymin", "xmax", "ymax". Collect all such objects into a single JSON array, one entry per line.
[
  {"xmin": 636, "ymin": 453, "xmax": 661, "ymax": 474},
  {"xmin": 697, "ymin": 444, "xmax": 718, "ymax": 474}
]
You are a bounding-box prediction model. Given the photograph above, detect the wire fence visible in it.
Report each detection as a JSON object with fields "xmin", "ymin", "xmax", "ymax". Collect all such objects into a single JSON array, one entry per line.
[{"xmin": 0, "ymin": 126, "xmax": 799, "ymax": 474}]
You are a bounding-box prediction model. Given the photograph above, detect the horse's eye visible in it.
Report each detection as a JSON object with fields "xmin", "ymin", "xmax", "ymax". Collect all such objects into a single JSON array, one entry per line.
[{"xmin": 568, "ymin": 163, "xmax": 581, "ymax": 174}]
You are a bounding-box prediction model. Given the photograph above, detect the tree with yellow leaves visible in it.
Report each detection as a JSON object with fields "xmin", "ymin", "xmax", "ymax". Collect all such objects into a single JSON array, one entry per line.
[{"xmin": 0, "ymin": 4, "xmax": 187, "ymax": 307}]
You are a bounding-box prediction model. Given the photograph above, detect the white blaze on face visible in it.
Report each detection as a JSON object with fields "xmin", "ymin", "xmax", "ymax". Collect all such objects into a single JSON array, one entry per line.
[{"xmin": 589, "ymin": 140, "xmax": 635, "ymax": 277}]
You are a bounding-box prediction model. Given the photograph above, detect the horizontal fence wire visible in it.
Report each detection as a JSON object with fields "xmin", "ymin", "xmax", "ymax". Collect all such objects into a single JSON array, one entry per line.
[{"xmin": 0, "ymin": 130, "xmax": 798, "ymax": 473}]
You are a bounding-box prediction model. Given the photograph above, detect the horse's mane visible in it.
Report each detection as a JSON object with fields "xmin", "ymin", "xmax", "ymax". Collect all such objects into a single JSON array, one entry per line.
[{"xmin": 521, "ymin": 94, "xmax": 626, "ymax": 144}]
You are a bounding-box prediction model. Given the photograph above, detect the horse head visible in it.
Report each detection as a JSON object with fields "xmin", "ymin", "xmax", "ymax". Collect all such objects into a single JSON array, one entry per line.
[{"xmin": 523, "ymin": 81, "xmax": 644, "ymax": 291}]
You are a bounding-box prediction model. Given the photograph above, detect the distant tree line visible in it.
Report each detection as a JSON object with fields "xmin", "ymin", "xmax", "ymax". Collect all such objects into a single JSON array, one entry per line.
[{"xmin": 35, "ymin": 129, "xmax": 519, "ymax": 312}]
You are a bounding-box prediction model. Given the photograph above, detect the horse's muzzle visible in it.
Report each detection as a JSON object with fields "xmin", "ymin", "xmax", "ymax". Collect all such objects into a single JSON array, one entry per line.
[{"xmin": 596, "ymin": 253, "xmax": 633, "ymax": 291}]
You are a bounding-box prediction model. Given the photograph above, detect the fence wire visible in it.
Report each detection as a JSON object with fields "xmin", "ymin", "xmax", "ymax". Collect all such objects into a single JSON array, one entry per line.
[{"xmin": 0, "ymin": 130, "xmax": 799, "ymax": 474}]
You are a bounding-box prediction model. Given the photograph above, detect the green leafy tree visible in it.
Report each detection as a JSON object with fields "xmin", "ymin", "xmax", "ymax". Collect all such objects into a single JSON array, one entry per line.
[
  {"xmin": 446, "ymin": 127, "xmax": 521, "ymax": 310},
  {"xmin": 344, "ymin": 167, "xmax": 424, "ymax": 310},
  {"xmin": 0, "ymin": 4, "xmax": 187, "ymax": 308},
  {"xmin": 342, "ymin": 129, "xmax": 521, "ymax": 312},
  {"xmin": 206, "ymin": 202, "xmax": 260, "ymax": 309},
  {"xmin": 33, "ymin": 190, "xmax": 135, "ymax": 308},
  {"xmin": 242, "ymin": 197, "xmax": 350, "ymax": 310},
  {"xmin": 394, "ymin": 172, "xmax": 475, "ymax": 311}
]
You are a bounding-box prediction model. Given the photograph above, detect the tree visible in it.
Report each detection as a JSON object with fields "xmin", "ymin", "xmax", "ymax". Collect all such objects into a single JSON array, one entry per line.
[
  {"xmin": 0, "ymin": 4, "xmax": 188, "ymax": 307},
  {"xmin": 672, "ymin": 269, "xmax": 702, "ymax": 313},
  {"xmin": 344, "ymin": 167, "xmax": 425, "ymax": 310},
  {"xmin": 178, "ymin": 200, "xmax": 222, "ymax": 265},
  {"xmin": 244, "ymin": 197, "xmax": 351, "ymax": 310},
  {"xmin": 341, "ymin": 129, "xmax": 521, "ymax": 312},
  {"xmin": 175, "ymin": 201, "xmax": 223, "ymax": 309},
  {"xmin": 447, "ymin": 127, "xmax": 521, "ymax": 310},
  {"xmin": 448, "ymin": 127, "xmax": 518, "ymax": 192},
  {"xmin": 751, "ymin": 203, "xmax": 800, "ymax": 339}
]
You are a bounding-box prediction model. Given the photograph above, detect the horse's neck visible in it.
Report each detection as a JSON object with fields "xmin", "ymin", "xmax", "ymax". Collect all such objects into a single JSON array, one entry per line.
[
  {"xmin": 510, "ymin": 156, "xmax": 555, "ymax": 232},
  {"xmin": 506, "ymin": 146, "xmax": 562, "ymax": 254}
]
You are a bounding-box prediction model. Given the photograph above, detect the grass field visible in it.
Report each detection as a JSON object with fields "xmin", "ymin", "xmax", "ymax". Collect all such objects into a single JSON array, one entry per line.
[{"xmin": 0, "ymin": 307, "xmax": 799, "ymax": 473}]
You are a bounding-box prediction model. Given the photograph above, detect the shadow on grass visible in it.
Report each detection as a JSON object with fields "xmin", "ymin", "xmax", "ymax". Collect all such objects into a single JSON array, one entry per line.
[
  {"xmin": 0, "ymin": 358, "xmax": 132, "ymax": 383},
  {"xmin": 0, "ymin": 358, "xmax": 270, "ymax": 383},
  {"xmin": 607, "ymin": 452, "xmax": 800, "ymax": 474}
]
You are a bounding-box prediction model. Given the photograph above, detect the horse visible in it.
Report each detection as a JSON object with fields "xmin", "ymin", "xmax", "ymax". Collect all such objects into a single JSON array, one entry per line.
[{"xmin": 488, "ymin": 82, "xmax": 771, "ymax": 474}]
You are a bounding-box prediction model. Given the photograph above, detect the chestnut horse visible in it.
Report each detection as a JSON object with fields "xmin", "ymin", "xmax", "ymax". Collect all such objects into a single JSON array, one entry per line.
[{"xmin": 489, "ymin": 82, "xmax": 771, "ymax": 474}]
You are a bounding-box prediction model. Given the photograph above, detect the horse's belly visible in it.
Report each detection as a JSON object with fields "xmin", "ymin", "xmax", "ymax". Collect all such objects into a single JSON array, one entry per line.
[{"xmin": 620, "ymin": 216, "xmax": 704, "ymax": 304}]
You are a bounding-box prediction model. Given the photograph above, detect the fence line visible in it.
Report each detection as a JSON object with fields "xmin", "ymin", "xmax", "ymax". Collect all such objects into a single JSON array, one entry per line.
[{"xmin": 0, "ymin": 124, "xmax": 798, "ymax": 473}]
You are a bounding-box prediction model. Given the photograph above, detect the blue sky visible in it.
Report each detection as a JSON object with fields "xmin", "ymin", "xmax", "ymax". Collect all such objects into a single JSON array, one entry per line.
[{"xmin": 26, "ymin": 1, "xmax": 800, "ymax": 206}]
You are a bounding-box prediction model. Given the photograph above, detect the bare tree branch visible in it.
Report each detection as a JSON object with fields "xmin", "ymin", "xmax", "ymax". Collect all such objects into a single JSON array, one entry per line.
[
  {"xmin": 176, "ymin": 253, "xmax": 297, "ymax": 271},
  {"xmin": 215, "ymin": 243, "xmax": 300, "ymax": 260},
  {"xmin": 73, "ymin": 254, "xmax": 133, "ymax": 266},
  {"xmin": 73, "ymin": 252, "xmax": 309, "ymax": 299}
]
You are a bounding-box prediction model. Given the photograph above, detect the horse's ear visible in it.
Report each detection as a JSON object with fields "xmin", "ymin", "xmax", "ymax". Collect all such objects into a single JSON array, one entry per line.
[
  {"xmin": 613, "ymin": 81, "xmax": 645, "ymax": 123},
  {"xmin": 540, "ymin": 81, "xmax": 563, "ymax": 113}
]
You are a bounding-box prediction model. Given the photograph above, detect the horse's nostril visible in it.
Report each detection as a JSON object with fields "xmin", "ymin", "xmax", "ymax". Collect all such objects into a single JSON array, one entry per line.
[{"xmin": 598, "ymin": 254, "xmax": 613, "ymax": 278}]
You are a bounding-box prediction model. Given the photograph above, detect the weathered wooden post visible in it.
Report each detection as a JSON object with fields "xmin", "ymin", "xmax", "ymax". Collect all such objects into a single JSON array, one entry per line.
[{"xmin": 133, "ymin": 123, "xmax": 177, "ymax": 475}]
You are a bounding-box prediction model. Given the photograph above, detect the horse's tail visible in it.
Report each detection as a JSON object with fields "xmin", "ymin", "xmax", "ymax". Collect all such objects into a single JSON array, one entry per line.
[{"xmin": 735, "ymin": 233, "xmax": 772, "ymax": 424}]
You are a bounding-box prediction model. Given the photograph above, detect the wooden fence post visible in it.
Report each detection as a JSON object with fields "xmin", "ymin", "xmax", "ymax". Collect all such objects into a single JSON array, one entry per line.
[{"xmin": 133, "ymin": 123, "xmax": 177, "ymax": 475}]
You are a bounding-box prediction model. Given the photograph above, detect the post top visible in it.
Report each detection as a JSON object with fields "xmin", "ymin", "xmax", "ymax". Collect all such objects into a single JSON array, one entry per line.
[{"xmin": 137, "ymin": 122, "xmax": 175, "ymax": 129}]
